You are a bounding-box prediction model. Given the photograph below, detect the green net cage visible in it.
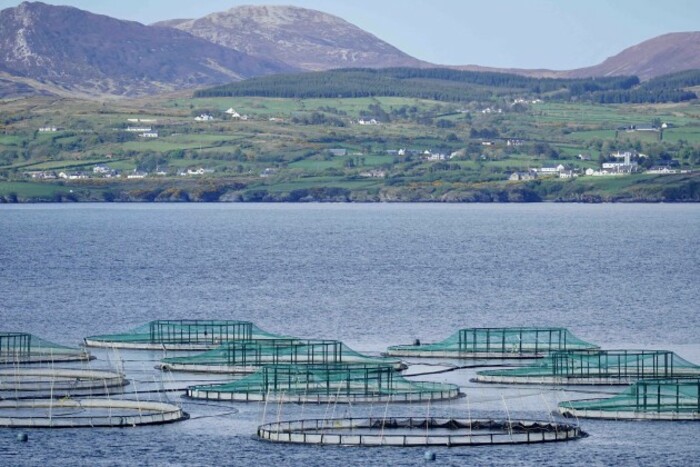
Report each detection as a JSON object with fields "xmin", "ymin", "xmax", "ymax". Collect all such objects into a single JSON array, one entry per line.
[
  {"xmin": 476, "ymin": 349, "xmax": 700, "ymax": 385},
  {"xmin": 187, "ymin": 363, "xmax": 460, "ymax": 403},
  {"xmin": 160, "ymin": 339, "xmax": 405, "ymax": 374},
  {"xmin": 84, "ymin": 320, "xmax": 289, "ymax": 350},
  {"xmin": 0, "ymin": 332, "xmax": 91, "ymax": 364},
  {"xmin": 559, "ymin": 378, "xmax": 700, "ymax": 420},
  {"xmin": 386, "ymin": 327, "xmax": 599, "ymax": 358}
]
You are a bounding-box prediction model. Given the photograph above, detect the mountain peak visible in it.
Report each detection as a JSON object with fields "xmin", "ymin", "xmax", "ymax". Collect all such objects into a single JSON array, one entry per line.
[
  {"xmin": 173, "ymin": 4, "xmax": 427, "ymax": 71},
  {"xmin": 0, "ymin": 1, "xmax": 294, "ymax": 96}
]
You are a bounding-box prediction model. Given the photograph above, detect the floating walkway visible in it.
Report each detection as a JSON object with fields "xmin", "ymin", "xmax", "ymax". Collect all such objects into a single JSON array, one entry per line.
[
  {"xmin": 476, "ymin": 349, "xmax": 700, "ymax": 385},
  {"xmin": 257, "ymin": 417, "xmax": 585, "ymax": 446},
  {"xmin": 187, "ymin": 363, "xmax": 460, "ymax": 403},
  {"xmin": 559, "ymin": 378, "xmax": 700, "ymax": 420},
  {"xmin": 84, "ymin": 320, "xmax": 290, "ymax": 350},
  {"xmin": 386, "ymin": 327, "xmax": 598, "ymax": 359},
  {"xmin": 160, "ymin": 339, "xmax": 404, "ymax": 374},
  {"xmin": 0, "ymin": 332, "xmax": 91, "ymax": 364},
  {"xmin": 0, "ymin": 398, "xmax": 188, "ymax": 428},
  {"xmin": 0, "ymin": 368, "xmax": 128, "ymax": 399}
]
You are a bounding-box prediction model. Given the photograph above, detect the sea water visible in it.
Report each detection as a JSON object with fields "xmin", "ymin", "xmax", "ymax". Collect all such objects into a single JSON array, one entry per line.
[{"xmin": 0, "ymin": 203, "xmax": 698, "ymax": 466}]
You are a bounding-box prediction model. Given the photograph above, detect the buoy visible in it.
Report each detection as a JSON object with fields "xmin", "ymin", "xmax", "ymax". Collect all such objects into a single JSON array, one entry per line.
[
  {"xmin": 17, "ymin": 433, "xmax": 28, "ymax": 442},
  {"xmin": 423, "ymin": 450, "xmax": 435, "ymax": 461}
]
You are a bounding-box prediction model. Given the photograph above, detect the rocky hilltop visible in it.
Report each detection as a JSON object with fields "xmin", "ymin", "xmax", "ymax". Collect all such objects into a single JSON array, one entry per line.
[{"xmin": 165, "ymin": 5, "xmax": 428, "ymax": 71}]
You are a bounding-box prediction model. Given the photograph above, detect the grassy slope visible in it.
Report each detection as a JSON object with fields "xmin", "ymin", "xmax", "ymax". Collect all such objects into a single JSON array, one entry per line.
[{"xmin": 0, "ymin": 94, "xmax": 699, "ymax": 202}]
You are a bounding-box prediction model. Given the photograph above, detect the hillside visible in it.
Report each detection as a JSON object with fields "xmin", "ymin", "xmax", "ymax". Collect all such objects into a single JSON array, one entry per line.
[
  {"xmin": 167, "ymin": 5, "xmax": 428, "ymax": 71},
  {"xmin": 1, "ymin": 88, "xmax": 699, "ymax": 204},
  {"xmin": 566, "ymin": 32, "xmax": 700, "ymax": 81},
  {"xmin": 0, "ymin": 3, "xmax": 698, "ymax": 97},
  {"xmin": 0, "ymin": 2, "xmax": 294, "ymax": 97}
]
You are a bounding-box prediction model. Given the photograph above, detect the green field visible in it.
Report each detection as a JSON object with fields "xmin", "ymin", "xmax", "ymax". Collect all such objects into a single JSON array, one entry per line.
[
  {"xmin": 0, "ymin": 92, "xmax": 698, "ymax": 202},
  {"xmin": 0, "ymin": 181, "xmax": 71, "ymax": 198}
]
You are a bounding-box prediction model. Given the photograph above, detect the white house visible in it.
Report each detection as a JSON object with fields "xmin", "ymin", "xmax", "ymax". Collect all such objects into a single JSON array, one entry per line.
[
  {"xmin": 586, "ymin": 168, "xmax": 625, "ymax": 177},
  {"xmin": 558, "ymin": 170, "xmax": 578, "ymax": 179},
  {"xmin": 602, "ymin": 161, "xmax": 638, "ymax": 173},
  {"xmin": 127, "ymin": 173, "xmax": 146, "ymax": 179},
  {"xmin": 535, "ymin": 164, "xmax": 566, "ymax": 176},
  {"xmin": 646, "ymin": 166, "xmax": 679, "ymax": 174},
  {"xmin": 260, "ymin": 168, "xmax": 277, "ymax": 178},
  {"xmin": 422, "ymin": 150, "xmax": 446, "ymax": 161},
  {"xmin": 359, "ymin": 169, "xmax": 386, "ymax": 178},
  {"xmin": 194, "ymin": 114, "xmax": 214, "ymax": 122}
]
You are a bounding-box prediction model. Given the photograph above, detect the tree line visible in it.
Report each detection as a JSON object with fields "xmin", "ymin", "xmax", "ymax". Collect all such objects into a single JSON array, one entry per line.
[{"xmin": 192, "ymin": 67, "xmax": 696, "ymax": 104}]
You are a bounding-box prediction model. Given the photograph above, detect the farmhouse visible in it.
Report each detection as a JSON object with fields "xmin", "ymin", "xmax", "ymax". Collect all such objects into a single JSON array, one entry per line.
[
  {"xmin": 358, "ymin": 118, "xmax": 379, "ymax": 125},
  {"xmin": 509, "ymin": 171, "xmax": 537, "ymax": 181}
]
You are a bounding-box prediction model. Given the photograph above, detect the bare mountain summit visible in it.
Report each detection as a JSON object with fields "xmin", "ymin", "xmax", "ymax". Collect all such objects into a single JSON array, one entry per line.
[
  {"xmin": 565, "ymin": 32, "xmax": 700, "ymax": 81},
  {"xmin": 0, "ymin": 2, "xmax": 294, "ymax": 97},
  {"xmin": 169, "ymin": 5, "xmax": 428, "ymax": 71}
]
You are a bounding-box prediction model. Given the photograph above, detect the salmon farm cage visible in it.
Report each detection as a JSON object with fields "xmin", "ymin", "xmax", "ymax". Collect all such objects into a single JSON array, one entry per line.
[
  {"xmin": 84, "ymin": 320, "xmax": 289, "ymax": 350},
  {"xmin": 256, "ymin": 417, "xmax": 586, "ymax": 446},
  {"xmin": 559, "ymin": 378, "xmax": 700, "ymax": 420},
  {"xmin": 0, "ymin": 332, "xmax": 91, "ymax": 364},
  {"xmin": 475, "ymin": 349, "xmax": 700, "ymax": 385},
  {"xmin": 0, "ymin": 368, "xmax": 128, "ymax": 399},
  {"xmin": 0, "ymin": 398, "xmax": 188, "ymax": 428},
  {"xmin": 186, "ymin": 363, "xmax": 460, "ymax": 403},
  {"xmin": 386, "ymin": 327, "xmax": 599, "ymax": 358},
  {"xmin": 160, "ymin": 339, "xmax": 404, "ymax": 374}
]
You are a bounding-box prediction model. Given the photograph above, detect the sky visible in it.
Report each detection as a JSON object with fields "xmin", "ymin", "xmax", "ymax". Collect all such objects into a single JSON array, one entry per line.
[{"xmin": 1, "ymin": 0, "xmax": 698, "ymax": 70}]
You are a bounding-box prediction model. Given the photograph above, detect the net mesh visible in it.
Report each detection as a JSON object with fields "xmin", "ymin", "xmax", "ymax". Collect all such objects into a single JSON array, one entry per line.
[
  {"xmin": 478, "ymin": 350, "xmax": 700, "ymax": 381},
  {"xmin": 0, "ymin": 332, "xmax": 89, "ymax": 363},
  {"xmin": 161, "ymin": 339, "xmax": 402, "ymax": 370},
  {"xmin": 387, "ymin": 327, "xmax": 598, "ymax": 356},
  {"xmin": 560, "ymin": 378, "xmax": 700, "ymax": 414},
  {"xmin": 84, "ymin": 320, "xmax": 287, "ymax": 346},
  {"xmin": 188, "ymin": 363, "xmax": 459, "ymax": 401}
]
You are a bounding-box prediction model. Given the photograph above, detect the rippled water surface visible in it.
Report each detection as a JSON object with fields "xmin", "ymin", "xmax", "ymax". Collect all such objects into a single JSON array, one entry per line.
[{"xmin": 0, "ymin": 203, "xmax": 698, "ymax": 466}]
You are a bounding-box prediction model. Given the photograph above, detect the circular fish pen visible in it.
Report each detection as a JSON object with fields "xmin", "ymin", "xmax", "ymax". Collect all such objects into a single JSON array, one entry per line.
[
  {"xmin": 386, "ymin": 327, "xmax": 598, "ymax": 359},
  {"xmin": 160, "ymin": 339, "xmax": 404, "ymax": 374},
  {"xmin": 187, "ymin": 363, "xmax": 460, "ymax": 403},
  {"xmin": 559, "ymin": 378, "xmax": 700, "ymax": 421},
  {"xmin": 0, "ymin": 368, "xmax": 128, "ymax": 399},
  {"xmin": 475, "ymin": 349, "xmax": 700, "ymax": 385},
  {"xmin": 84, "ymin": 320, "xmax": 290, "ymax": 350},
  {"xmin": 0, "ymin": 332, "xmax": 91, "ymax": 364},
  {"xmin": 0, "ymin": 398, "xmax": 188, "ymax": 428},
  {"xmin": 257, "ymin": 417, "xmax": 585, "ymax": 446}
]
